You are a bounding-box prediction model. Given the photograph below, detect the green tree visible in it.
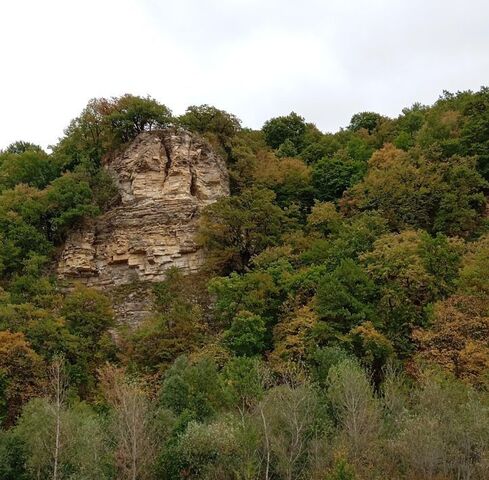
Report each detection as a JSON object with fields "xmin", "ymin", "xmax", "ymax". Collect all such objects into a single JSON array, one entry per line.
[
  {"xmin": 300, "ymin": 135, "xmax": 341, "ymax": 164},
  {"xmin": 348, "ymin": 112, "xmax": 385, "ymax": 134},
  {"xmin": 327, "ymin": 359, "xmax": 380, "ymax": 465},
  {"xmin": 223, "ymin": 311, "xmax": 266, "ymax": 357},
  {"xmin": 107, "ymin": 94, "xmax": 172, "ymax": 143},
  {"xmin": 61, "ymin": 284, "xmax": 114, "ymax": 340},
  {"xmin": 343, "ymin": 144, "xmax": 487, "ymax": 236},
  {"xmin": 0, "ymin": 185, "xmax": 52, "ymax": 278},
  {"xmin": 0, "ymin": 149, "xmax": 59, "ymax": 191},
  {"xmin": 15, "ymin": 397, "xmax": 111, "ymax": 480},
  {"xmin": 179, "ymin": 104, "xmax": 241, "ymax": 146},
  {"xmin": 54, "ymin": 95, "xmax": 172, "ymax": 170},
  {"xmin": 258, "ymin": 383, "xmax": 323, "ymax": 480},
  {"xmin": 0, "ymin": 430, "xmax": 28, "ymax": 480},
  {"xmin": 326, "ymin": 459, "xmax": 356, "ymax": 480},
  {"xmin": 221, "ymin": 356, "xmax": 264, "ymax": 413},
  {"xmin": 44, "ymin": 172, "xmax": 99, "ymax": 241},
  {"xmin": 166, "ymin": 418, "xmax": 241, "ymax": 480},
  {"xmin": 59, "ymin": 285, "xmax": 115, "ymax": 393},
  {"xmin": 458, "ymin": 233, "xmax": 489, "ymax": 296},
  {"xmin": 253, "ymin": 153, "xmax": 314, "ymax": 210},
  {"xmin": 315, "ymin": 260, "xmax": 377, "ymax": 339},
  {"xmin": 460, "ymin": 86, "xmax": 489, "ymax": 180},
  {"xmin": 4, "ymin": 140, "xmax": 43, "ymax": 155},
  {"xmin": 262, "ymin": 112, "xmax": 306, "ymax": 151},
  {"xmin": 361, "ymin": 230, "xmax": 463, "ymax": 353},
  {"xmin": 198, "ymin": 187, "xmax": 291, "ymax": 273},
  {"xmin": 159, "ymin": 357, "xmax": 226, "ymax": 422},
  {"xmin": 312, "ymin": 155, "xmax": 365, "ymax": 202}
]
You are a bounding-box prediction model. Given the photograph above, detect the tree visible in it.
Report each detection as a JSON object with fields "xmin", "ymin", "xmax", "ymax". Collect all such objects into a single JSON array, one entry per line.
[
  {"xmin": 312, "ymin": 155, "xmax": 365, "ymax": 202},
  {"xmin": 209, "ymin": 266, "xmax": 288, "ymax": 330},
  {"xmin": 49, "ymin": 355, "xmax": 68, "ymax": 480},
  {"xmin": 0, "ymin": 331, "xmax": 43, "ymax": 426},
  {"xmin": 4, "ymin": 140, "xmax": 44, "ymax": 155},
  {"xmin": 0, "ymin": 429, "xmax": 28, "ymax": 480},
  {"xmin": 198, "ymin": 187, "xmax": 291, "ymax": 273},
  {"xmin": 53, "ymin": 95, "xmax": 172, "ymax": 170},
  {"xmin": 262, "ymin": 112, "xmax": 306, "ymax": 151},
  {"xmin": 167, "ymin": 418, "xmax": 241, "ymax": 480},
  {"xmin": 178, "ymin": 104, "xmax": 241, "ymax": 144},
  {"xmin": 221, "ymin": 356, "xmax": 264, "ymax": 416},
  {"xmin": 14, "ymin": 397, "xmax": 111, "ymax": 480},
  {"xmin": 125, "ymin": 271, "xmax": 207, "ymax": 374},
  {"xmin": 159, "ymin": 356, "xmax": 225, "ymax": 421},
  {"xmin": 342, "ymin": 144, "xmax": 487, "ymax": 236},
  {"xmin": 306, "ymin": 201, "xmax": 342, "ymax": 236},
  {"xmin": 361, "ymin": 230, "xmax": 463, "ymax": 353},
  {"xmin": 270, "ymin": 304, "xmax": 317, "ymax": 371},
  {"xmin": 253, "ymin": 153, "xmax": 314, "ymax": 211},
  {"xmin": 107, "ymin": 94, "xmax": 172, "ymax": 144},
  {"xmin": 300, "ymin": 135, "xmax": 341, "ymax": 164},
  {"xmin": 60, "ymin": 284, "xmax": 115, "ymax": 388},
  {"xmin": 257, "ymin": 383, "xmax": 322, "ymax": 480},
  {"xmin": 348, "ymin": 321, "xmax": 394, "ymax": 380},
  {"xmin": 0, "ymin": 185, "xmax": 52, "ymax": 278},
  {"xmin": 44, "ymin": 172, "xmax": 99, "ymax": 241},
  {"xmin": 327, "ymin": 359, "xmax": 380, "ymax": 465},
  {"xmin": 61, "ymin": 284, "xmax": 114, "ymax": 340},
  {"xmin": 326, "ymin": 459, "xmax": 356, "ymax": 480},
  {"xmin": 223, "ymin": 311, "xmax": 266, "ymax": 357},
  {"xmin": 11, "ymin": 355, "xmax": 101, "ymax": 480},
  {"xmin": 391, "ymin": 371, "xmax": 489, "ymax": 480},
  {"xmin": 414, "ymin": 295, "xmax": 489, "ymax": 384},
  {"xmin": 315, "ymin": 259, "xmax": 377, "ymax": 338},
  {"xmin": 348, "ymin": 112, "xmax": 385, "ymax": 134},
  {"xmin": 99, "ymin": 364, "xmax": 157, "ymax": 480},
  {"xmin": 458, "ymin": 233, "xmax": 489, "ymax": 296},
  {"xmin": 460, "ymin": 86, "xmax": 489, "ymax": 180},
  {"xmin": 0, "ymin": 149, "xmax": 58, "ymax": 191}
]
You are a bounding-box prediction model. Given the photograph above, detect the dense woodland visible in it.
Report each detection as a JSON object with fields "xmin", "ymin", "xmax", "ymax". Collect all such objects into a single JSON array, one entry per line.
[{"xmin": 0, "ymin": 89, "xmax": 489, "ymax": 479}]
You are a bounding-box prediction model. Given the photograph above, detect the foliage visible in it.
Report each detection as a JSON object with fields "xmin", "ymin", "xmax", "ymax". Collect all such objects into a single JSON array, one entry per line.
[
  {"xmin": 1, "ymin": 87, "xmax": 489, "ymax": 479},
  {"xmin": 414, "ymin": 295, "xmax": 489, "ymax": 384},
  {"xmin": 0, "ymin": 331, "xmax": 43, "ymax": 426},
  {"xmin": 0, "ymin": 149, "xmax": 59, "ymax": 191},
  {"xmin": 178, "ymin": 104, "xmax": 241, "ymax": 149},
  {"xmin": 312, "ymin": 154, "xmax": 365, "ymax": 202},
  {"xmin": 342, "ymin": 144, "xmax": 487, "ymax": 236},
  {"xmin": 54, "ymin": 95, "xmax": 173, "ymax": 169},
  {"xmin": 349, "ymin": 111, "xmax": 386, "ymax": 134},
  {"xmin": 223, "ymin": 311, "xmax": 266, "ymax": 357},
  {"xmin": 199, "ymin": 187, "xmax": 292, "ymax": 273},
  {"xmin": 262, "ymin": 112, "xmax": 307, "ymax": 151}
]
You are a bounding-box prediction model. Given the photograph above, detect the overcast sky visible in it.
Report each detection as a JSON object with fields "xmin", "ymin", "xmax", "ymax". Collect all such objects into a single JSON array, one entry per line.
[{"xmin": 1, "ymin": 0, "xmax": 488, "ymax": 150}]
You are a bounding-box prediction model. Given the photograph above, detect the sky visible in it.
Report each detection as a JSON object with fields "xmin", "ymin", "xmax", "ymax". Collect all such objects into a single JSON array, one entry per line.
[{"xmin": 1, "ymin": 0, "xmax": 488, "ymax": 150}]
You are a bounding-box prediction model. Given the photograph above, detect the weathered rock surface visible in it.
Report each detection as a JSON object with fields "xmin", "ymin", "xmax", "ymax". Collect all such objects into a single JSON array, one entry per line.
[{"xmin": 58, "ymin": 129, "xmax": 229, "ymax": 290}]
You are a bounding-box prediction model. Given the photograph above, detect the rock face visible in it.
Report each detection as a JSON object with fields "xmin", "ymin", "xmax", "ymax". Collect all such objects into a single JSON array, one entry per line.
[{"xmin": 58, "ymin": 129, "xmax": 229, "ymax": 288}]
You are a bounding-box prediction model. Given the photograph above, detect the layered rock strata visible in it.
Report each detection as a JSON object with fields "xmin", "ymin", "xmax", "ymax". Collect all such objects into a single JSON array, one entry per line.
[{"xmin": 58, "ymin": 129, "xmax": 229, "ymax": 289}]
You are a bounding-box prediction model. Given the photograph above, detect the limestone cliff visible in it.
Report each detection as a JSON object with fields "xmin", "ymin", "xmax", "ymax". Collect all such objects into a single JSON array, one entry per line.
[{"xmin": 57, "ymin": 129, "xmax": 229, "ymax": 289}]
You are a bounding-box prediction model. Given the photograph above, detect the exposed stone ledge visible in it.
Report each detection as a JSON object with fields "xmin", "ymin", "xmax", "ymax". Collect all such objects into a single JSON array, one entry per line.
[{"xmin": 57, "ymin": 129, "xmax": 229, "ymax": 294}]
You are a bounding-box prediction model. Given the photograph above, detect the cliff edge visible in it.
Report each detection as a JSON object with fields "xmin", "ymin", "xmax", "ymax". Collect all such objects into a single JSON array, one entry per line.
[{"xmin": 57, "ymin": 129, "xmax": 229, "ymax": 288}]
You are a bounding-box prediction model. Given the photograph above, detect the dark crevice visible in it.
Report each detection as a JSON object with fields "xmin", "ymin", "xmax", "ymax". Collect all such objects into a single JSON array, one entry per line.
[
  {"xmin": 188, "ymin": 137, "xmax": 197, "ymax": 197},
  {"xmin": 190, "ymin": 166, "xmax": 197, "ymax": 197},
  {"xmin": 160, "ymin": 134, "xmax": 172, "ymax": 181}
]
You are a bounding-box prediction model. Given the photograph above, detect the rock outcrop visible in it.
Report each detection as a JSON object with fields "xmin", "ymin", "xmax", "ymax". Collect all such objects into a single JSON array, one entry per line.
[{"xmin": 58, "ymin": 129, "xmax": 229, "ymax": 289}]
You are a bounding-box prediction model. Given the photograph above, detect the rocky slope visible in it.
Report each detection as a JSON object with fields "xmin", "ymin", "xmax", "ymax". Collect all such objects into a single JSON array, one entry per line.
[{"xmin": 58, "ymin": 129, "xmax": 229, "ymax": 291}]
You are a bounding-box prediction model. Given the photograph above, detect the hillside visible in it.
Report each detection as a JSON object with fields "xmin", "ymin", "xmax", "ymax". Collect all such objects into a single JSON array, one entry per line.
[{"xmin": 0, "ymin": 92, "xmax": 489, "ymax": 480}]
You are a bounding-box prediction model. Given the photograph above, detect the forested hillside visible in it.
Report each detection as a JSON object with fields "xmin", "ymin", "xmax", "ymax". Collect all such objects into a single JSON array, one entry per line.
[{"xmin": 1, "ymin": 89, "xmax": 489, "ymax": 480}]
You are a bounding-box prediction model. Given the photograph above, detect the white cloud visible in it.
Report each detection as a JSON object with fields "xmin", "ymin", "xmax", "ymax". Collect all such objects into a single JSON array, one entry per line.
[{"xmin": 0, "ymin": 0, "xmax": 488, "ymax": 149}]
